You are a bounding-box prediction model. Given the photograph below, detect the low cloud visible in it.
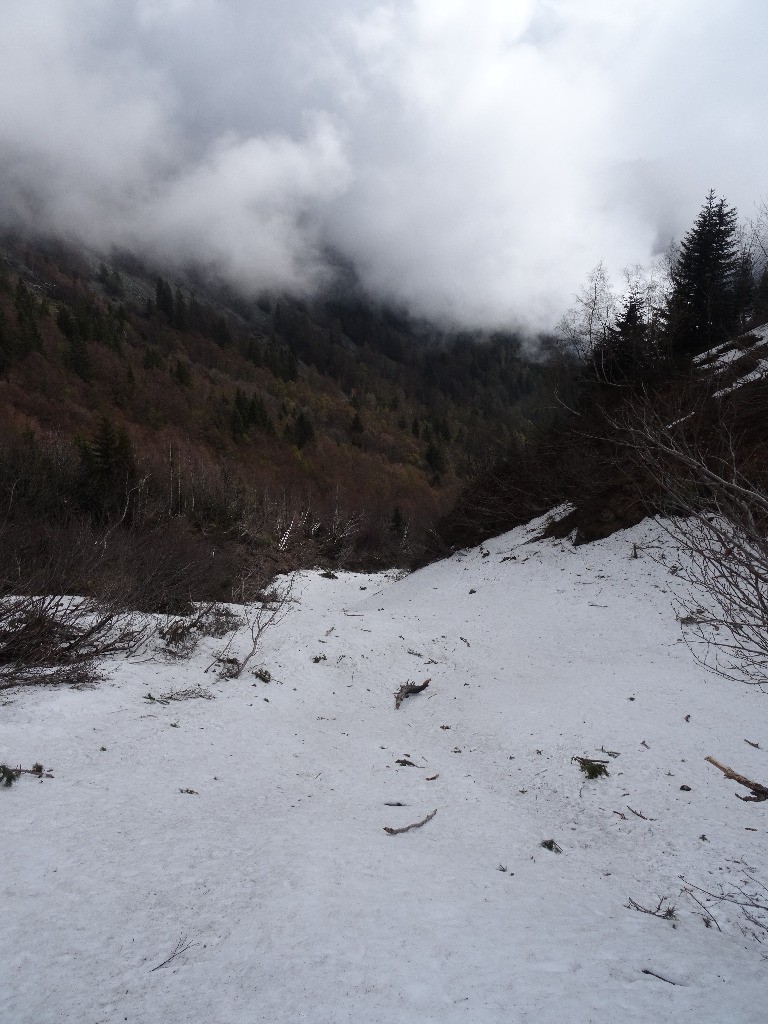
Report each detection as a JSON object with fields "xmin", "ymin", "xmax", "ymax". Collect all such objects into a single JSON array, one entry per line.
[{"xmin": 1, "ymin": 0, "xmax": 766, "ymax": 330}]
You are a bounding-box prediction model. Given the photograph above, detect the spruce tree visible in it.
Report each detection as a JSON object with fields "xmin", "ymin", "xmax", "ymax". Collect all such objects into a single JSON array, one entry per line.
[
  {"xmin": 732, "ymin": 250, "xmax": 755, "ymax": 332},
  {"xmin": 667, "ymin": 190, "xmax": 740, "ymax": 355},
  {"xmin": 592, "ymin": 291, "xmax": 663, "ymax": 385},
  {"xmin": 753, "ymin": 265, "xmax": 768, "ymax": 323}
]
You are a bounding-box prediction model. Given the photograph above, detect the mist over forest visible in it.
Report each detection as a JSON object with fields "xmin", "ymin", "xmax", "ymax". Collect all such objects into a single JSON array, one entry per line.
[{"xmin": 2, "ymin": 0, "xmax": 768, "ymax": 331}]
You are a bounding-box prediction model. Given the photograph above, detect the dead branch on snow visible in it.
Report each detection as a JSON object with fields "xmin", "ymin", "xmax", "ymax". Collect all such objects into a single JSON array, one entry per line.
[
  {"xmin": 705, "ymin": 755, "xmax": 768, "ymax": 801},
  {"xmin": 384, "ymin": 808, "xmax": 437, "ymax": 835},
  {"xmin": 394, "ymin": 678, "xmax": 430, "ymax": 709}
]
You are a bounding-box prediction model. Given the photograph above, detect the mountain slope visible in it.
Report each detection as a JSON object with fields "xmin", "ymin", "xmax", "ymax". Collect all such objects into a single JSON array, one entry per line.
[
  {"xmin": 0, "ymin": 233, "xmax": 558, "ymax": 580},
  {"xmin": 3, "ymin": 514, "xmax": 766, "ymax": 1023}
]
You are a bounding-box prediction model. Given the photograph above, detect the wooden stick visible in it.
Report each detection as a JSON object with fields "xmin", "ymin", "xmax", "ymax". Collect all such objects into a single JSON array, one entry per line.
[
  {"xmin": 384, "ymin": 809, "xmax": 437, "ymax": 835},
  {"xmin": 394, "ymin": 678, "xmax": 430, "ymax": 709},
  {"xmin": 705, "ymin": 756, "xmax": 768, "ymax": 802},
  {"xmin": 641, "ymin": 969, "xmax": 678, "ymax": 986}
]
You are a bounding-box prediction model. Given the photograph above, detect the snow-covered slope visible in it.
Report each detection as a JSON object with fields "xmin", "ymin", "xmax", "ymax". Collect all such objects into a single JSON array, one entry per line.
[
  {"xmin": 694, "ymin": 322, "xmax": 768, "ymax": 396},
  {"xmin": 2, "ymin": 516, "xmax": 766, "ymax": 1023}
]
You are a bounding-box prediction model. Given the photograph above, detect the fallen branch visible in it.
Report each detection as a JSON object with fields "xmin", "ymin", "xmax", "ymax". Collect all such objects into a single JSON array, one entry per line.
[
  {"xmin": 705, "ymin": 756, "xmax": 768, "ymax": 802},
  {"xmin": 626, "ymin": 895, "xmax": 676, "ymax": 920},
  {"xmin": 149, "ymin": 933, "xmax": 194, "ymax": 971},
  {"xmin": 394, "ymin": 678, "xmax": 430, "ymax": 710},
  {"xmin": 627, "ymin": 806, "xmax": 656, "ymax": 821},
  {"xmin": 17, "ymin": 767, "xmax": 53, "ymax": 778},
  {"xmin": 681, "ymin": 887, "xmax": 721, "ymax": 931},
  {"xmin": 1, "ymin": 763, "xmax": 53, "ymax": 785},
  {"xmin": 384, "ymin": 808, "xmax": 437, "ymax": 835},
  {"xmin": 641, "ymin": 969, "xmax": 678, "ymax": 986}
]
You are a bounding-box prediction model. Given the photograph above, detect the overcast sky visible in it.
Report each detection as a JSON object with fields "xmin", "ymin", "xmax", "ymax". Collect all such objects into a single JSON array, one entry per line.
[{"xmin": 1, "ymin": 0, "xmax": 766, "ymax": 330}]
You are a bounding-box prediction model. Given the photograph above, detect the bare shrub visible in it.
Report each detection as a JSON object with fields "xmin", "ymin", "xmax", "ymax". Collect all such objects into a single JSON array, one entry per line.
[
  {"xmin": 0, "ymin": 593, "xmax": 145, "ymax": 689},
  {"xmin": 211, "ymin": 576, "xmax": 294, "ymax": 679},
  {"xmin": 197, "ymin": 604, "xmax": 241, "ymax": 638},
  {"xmin": 158, "ymin": 602, "xmax": 241, "ymax": 658},
  {"xmin": 144, "ymin": 686, "xmax": 215, "ymax": 703},
  {"xmin": 618, "ymin": 379, "xmax": 768, "ymax": 685},
  {"xmin": 681, "ymin": 872, "xmax": 768, "ymax": 940}
]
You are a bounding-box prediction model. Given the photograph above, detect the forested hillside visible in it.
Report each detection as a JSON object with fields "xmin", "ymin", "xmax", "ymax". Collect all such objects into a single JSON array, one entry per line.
[
  {"xmin": 0, "ymin": 233, "xmax": 560, "ymax": 603},
  {"xmin": 438, "ymin": 190, "xmax": 768, "ymax": 552}
]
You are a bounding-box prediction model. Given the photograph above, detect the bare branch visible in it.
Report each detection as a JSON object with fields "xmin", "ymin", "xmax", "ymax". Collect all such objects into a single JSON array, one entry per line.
[{"xmin": 383, "ymin": 809, "xmax": 437, "ymax": 835}]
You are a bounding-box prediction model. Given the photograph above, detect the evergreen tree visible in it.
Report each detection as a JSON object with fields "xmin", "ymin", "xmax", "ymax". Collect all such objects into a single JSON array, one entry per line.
[
  {"xmin": 66, "ymin": 334, "xmax": 92, "ymax": 381},
  {"xmin": 288, "ymin": 411, "xmax": 315, "ymax": 448},
  {"xmin": 666, "ymin": 190, "xmax": 740, "ymax": 355},
  {"xmin": 754, "ymin": 264, "xmax": 768, "ymax": 323},
  {"xmin": 390, "ymin": 505, "xmax": 407, "ymax": 539},
  {"xmin": 174, "ymin": 359, "xmax": 192, "ymax": 387},
  {"xmin": 425, "ymin": 442, "xmax": 445, "ymax": 475},
  {"xmin": 14, "ymin": 278, "xmax": 42, "ymax": 354},
  {"xmin": 248, "ymin": 394, "xmax": 273, "ymax": 434},
  {"xmin": 173, "ymin": 288, "xmax": 187, "ymax": 331},
  {"xmin": 212, "ymin": 315, "xmax": 231, "ymax": 347},
  {"xmin": 732, "ymin": 250, "xmax": 755, "ymax": 332},
  {"xmin": 592, "ymin": 291, "xmax": 660, "ymax": 384},
  {"xmin": 0, "ymin": 309, "xmax": 8, "ymax": 374},
  {"xmin": 155, "ymin": 277, "xmax": 174, "ymax": 320},
  {"xmin": 76, "ymin": 417, "xmax": 137, "ymax": 521}
]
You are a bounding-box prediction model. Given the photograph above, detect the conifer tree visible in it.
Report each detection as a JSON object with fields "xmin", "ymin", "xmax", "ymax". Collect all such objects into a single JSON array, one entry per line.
[
  {"xmin": 666, "ymin": 190, "xmax": 740, "ymax": 355},
  {"xmin": 592, "ymin": 290, "xmax": 663, "ymax": 384},
  {"xmin": 753, "ymin": 265, "xmax": 768, "ymax": 323},
  {"xmin": 732, "ymin": 250, "xmax": 755, "ymax": 332},
  {"xmin": 0, "ymin": 309, "xmax": 8, "ymax": 374}
]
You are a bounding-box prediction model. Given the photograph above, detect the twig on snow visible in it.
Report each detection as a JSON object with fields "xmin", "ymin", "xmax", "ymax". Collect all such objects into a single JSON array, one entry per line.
[
  {"xmin": 641, "ymin": 969, "xmax": 679, "ymax": 986},
  {"xmin": 626, "ymin": 895, "xmax": 676, "ymax": 920},
  {"xmin": 681, "ymin": 887, "xmax": 721, "ymax": 931},
  {"xmin": 150, "ymin": 934, "xmax": 194, "ymax": 971},
  {"xmin": 394, "ymin": 678, "xmax": 431, "ymax": 709},
  {"xmin": 384, "ymin": 809, "xmax": 437, "ymax": 835},
  {"xmin": 627, "ymin": 806, "xmax": 656, "ymax": 821}
]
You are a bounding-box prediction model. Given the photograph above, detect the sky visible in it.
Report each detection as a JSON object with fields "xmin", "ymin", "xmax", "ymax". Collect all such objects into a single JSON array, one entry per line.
[{"xmin": 1, "ymin": 0, "xmax": 767, "ymax": 331}]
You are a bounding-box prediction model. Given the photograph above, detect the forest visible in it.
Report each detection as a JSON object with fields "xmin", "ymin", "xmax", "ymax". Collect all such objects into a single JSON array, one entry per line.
[{"xmin": 1, "ymin": 190, "xmax": 767, "ymax": 611}]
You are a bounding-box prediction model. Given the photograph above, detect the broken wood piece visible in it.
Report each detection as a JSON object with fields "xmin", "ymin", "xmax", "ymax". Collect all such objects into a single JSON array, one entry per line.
[
  {"xmin": 384, "ymin": 808, "xmax": 437, "ymax": 835},
  {"xmin": 394, "ymin": 678, "xmax": 431, "ymax": 709},
  {"xmin": 705, "ymin": 756, "xmax": 768, "ymax": 802},
  {"xmin": 641, "ymin": 969, "xmax": 678, "ymax": 986},
  {"xmin": 425, "ymin": 774, "xmax": 439, "ymax": 781},
  {"xmin": 627, "ymin": 806, "xmax": 656, "ymax": 821}
]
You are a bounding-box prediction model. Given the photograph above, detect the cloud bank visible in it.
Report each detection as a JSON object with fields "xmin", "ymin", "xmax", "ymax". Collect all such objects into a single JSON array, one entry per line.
[{"xmin": 1, "ymin": 0, "xmax": 767, "ymax": 330}]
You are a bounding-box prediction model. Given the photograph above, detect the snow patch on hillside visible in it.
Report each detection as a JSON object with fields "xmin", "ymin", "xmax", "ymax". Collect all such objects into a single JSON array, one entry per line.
[
  {"xmin": 695, "ymin": 323, "xmax": 768, "ymax": 397},
  {"xmin": 2, "ymin": 516, "xmax": 767, "ymax": 1023}
]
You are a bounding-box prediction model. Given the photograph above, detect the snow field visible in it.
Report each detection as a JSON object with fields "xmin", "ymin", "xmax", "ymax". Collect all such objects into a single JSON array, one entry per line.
[{"xmin": 2, "ymin": 515, "xmax": 767, "ymax": 1023}]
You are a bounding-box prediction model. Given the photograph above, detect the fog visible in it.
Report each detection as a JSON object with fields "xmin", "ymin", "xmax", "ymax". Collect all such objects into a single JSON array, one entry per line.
[{"xmin": 1, "ymin": 0, "xmax": 766, "ymax": 329}]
